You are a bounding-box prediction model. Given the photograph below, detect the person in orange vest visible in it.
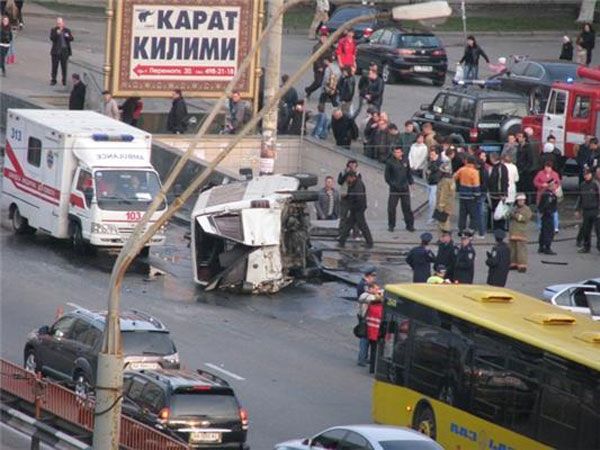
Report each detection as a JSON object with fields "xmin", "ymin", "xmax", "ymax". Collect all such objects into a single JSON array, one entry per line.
[{"xmin": 366, "ymin": 296, "xmax": 383, "ymax": 374}]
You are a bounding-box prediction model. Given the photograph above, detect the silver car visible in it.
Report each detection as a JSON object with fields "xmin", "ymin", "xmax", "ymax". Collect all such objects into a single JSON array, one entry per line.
[
  {"xmin": 542, "ymin": 278, "xmax": 600, "ymax": 320},
  {"xmin": 274, "ymin": 424, "xmax": 443, "ymax": 450}
]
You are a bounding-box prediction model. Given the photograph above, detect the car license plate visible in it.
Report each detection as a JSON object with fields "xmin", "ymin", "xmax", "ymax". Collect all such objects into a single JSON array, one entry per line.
[
  {"xmin": 128, "ymin": 362, "xmax": 160, "ymax": 370},
  {"xmin": 190, "ymin": 432, "xmax": 222, "ymax": 444},
  {"xmin": 414, "ymin": 66, "xmax": 433, "ymax": 72}
]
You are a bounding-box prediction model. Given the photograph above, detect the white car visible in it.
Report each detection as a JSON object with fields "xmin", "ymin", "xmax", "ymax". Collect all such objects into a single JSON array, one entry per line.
[
  {"xmin": 542, "ymin": 278, "xmax": 600, "ymax": 320},
  {"xmin": 274, "ymin": 424, "xmax": 443, "ymax": 450}
]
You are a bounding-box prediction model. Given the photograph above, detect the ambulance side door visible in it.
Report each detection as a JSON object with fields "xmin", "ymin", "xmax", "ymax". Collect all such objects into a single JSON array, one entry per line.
[
  {"xmin": 69, "ymin": 168, "xmax": 93, "ymax": 234},
  {"xmin": 543, "ymin": 89, "xmax": 568, "ymax": 150},
  {"xmin": 41, "ymin": 141, "xmax": 62, "ymax": 235}
]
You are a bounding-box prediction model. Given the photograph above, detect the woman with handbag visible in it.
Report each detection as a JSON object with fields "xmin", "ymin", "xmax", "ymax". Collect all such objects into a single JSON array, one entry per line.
[
  {"xmin": 356, "ymin": 283, "xmax": 379, "ymax": 367},
  {"xmin": 0, "ymin": 15, "xmax": 12, "ymax": 77},
  {"xmin": 365, "ymin": 295, "xmax": 383, "ymax": 374},
  {"xmin": 434, "ymin": 162, "xmax": 455, "ymax": 232}
]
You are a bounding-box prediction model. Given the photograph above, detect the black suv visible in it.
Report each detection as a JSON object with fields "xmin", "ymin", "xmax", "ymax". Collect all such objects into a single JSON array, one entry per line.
[
  {"xmin": 122, "ymin": 369, "xmax": 249, "ymax": 449},
  {"xmin": 356, "ymin": 26, "xmax": 447, "ymax": 85},
  {"xmin": 321, "ymin": 4, "xmax": 388, "ymax": 41},
  {"xmin": 412, "ymin": 87, "xmax": 528, "ymax": 149},
  {"xmin": 23, "ymin": 307, "xmax": 179, "ymax": 394}
]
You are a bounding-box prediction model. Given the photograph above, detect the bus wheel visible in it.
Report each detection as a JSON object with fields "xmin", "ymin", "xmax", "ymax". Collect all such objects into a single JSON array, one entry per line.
[{"xmin": 413, "ymin": 403, "xmax": 437, "ymax": 440}]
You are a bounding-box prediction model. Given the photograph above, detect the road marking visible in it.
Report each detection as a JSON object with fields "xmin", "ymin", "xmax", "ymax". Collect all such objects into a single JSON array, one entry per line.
[{"xmin": 204, "ymin": 363, "xmax": 246, "ymax": 381}]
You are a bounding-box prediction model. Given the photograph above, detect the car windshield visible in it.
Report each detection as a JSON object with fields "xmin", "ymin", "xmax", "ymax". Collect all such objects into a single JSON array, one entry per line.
[
  {"xmin": 398, "ymin": 35, "xmax": 441, "ymax": 48},
  {"xmin": 170, "ymin": 391, "xmax": 239, "ymax": 418},
  {"xmin": 379, "ymin": 441, "xmax": 442, "ymax": 450},
  {"xmin": 95, "ymin": 170, "xmax": 163, "ymax": 211},
  {"xmin": 122, "ymin": 331, "xmax": 176, "ymax": 356},
  {"xmin": 480, "ymin": 101, "xmax": 528, "ymax": 120},
  {"xmin": 544, "ymin": 64, "xmax": 577, "ymax": 80},
  {"xmin": 329, "ymin": 7, "xmax": 376, "ymax": 24}
]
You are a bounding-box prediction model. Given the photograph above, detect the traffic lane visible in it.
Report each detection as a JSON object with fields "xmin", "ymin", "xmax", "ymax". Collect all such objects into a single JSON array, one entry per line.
[
  {"xmin": 0, "ymin": 423, "xmax": 54, "ymax": 450},
  {"xmin": 0, "ymin": 227, "xmax": 372, "ymax": 448}
]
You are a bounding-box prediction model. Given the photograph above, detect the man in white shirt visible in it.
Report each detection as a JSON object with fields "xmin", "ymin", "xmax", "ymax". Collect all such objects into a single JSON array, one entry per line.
[{"xmin": 309, "ymin": 0, "xmax": 330, "ymax": 40}]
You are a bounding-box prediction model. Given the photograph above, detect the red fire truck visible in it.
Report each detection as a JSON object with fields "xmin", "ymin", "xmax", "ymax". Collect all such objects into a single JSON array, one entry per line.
[{"xmin": 521, "ymin": 65, "xmax": 600, "ymax": 175}]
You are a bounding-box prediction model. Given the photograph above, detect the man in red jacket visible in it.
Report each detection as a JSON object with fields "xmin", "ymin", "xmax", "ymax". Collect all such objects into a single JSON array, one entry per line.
[
  {"xmin": 336, "ymin": 29, "xmax": 356, "ymax": 69},
  {"xmin": 366, "ymin": 294, "xmax": 383, "ymax": 374}
]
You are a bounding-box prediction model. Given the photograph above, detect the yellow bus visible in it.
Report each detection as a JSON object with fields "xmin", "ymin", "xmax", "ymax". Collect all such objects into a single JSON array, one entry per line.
[{"xmin": 372, "ymin": 284, "xmax": 600, "ymax": 450}]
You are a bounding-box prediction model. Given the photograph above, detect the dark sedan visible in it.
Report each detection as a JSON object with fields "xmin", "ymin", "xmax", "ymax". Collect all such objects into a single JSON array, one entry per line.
[
  {"xmin": 493, "ymin": 59, "xmax": 580, "ymax": 113},
  {"xmin": 356, "ymin": 27, "xmax": 447, "ymax": 85},
  {"xmin": 320, "ymin": 4, "xmax": 388, "ymax": 41}
]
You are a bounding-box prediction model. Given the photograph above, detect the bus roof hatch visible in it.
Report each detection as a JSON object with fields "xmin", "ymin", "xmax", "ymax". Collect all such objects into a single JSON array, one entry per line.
[
  {"xmin": 525, "ymin": 313, "xmax": 577, "ymax": 326},
  {"xmin": 464, "ymin": 290, "xmax": 514, "ymax": 303}
]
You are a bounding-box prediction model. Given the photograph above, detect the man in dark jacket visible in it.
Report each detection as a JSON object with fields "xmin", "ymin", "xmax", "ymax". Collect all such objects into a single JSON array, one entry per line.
[
  {"xmin": 167, "ymin": 89, "xmax": 188, "ymax": 134},
  {"xmin": 50, "ymin": 17, "xmax": 74, "ymax": 86},
  {"xmin": 363, "ymin": 108, "xmax": 379, "ymax": 158},
  {"xmin": 575, "ymin": 167, "xmax": 600, "ymax": 253},
  {"xmin": 305, "ymin": 30, "xmax": 332, "ymax": 98},
  {"xmin": 459, "ymin": 35, "xmax": 489, "ymax": 80},
  {"xmin": 454, "ymin": 229, "xmax": 476, "ymax": 284},
  {"xmin": 538, "ymin": 180, "xmax": 558, "ymax": 255},
  {"xmin": 406, "ymin": 233, "xmax": 436, "ymax": 282},
  {"xmin": 337, "ymin": 66, "xmax": 355, "ymax": 114},
  {"xmin": 372, "ymin": 118, "xmax": 390, "ymax": 162},
  {"xmin": 362, "ymin": 68, "xmax": 384, "ymax": 109},
  {"xmin": 331, "ymin": 108, "xmax": 357, "ymax": 149},
  {"xmin": 436, "ymin": 230, "xmax": 456, "ymax": 281},
  {"xmin": 338, "ymin": 172, "xmax": 373, "ymax": 248},
  {"xmin": 486, "ymin": 229, "xmax": 511, "ymax": 287},
  {"xmin": 488, "ymin": 152, "xmax": 509, "ymax": 231},
  {"xmin": 68, "ymin": 73, "xmax": 85, "ymax": 110},
  {"xmin": 385, "ymin": 147, "xmax": 414, "ymax": 232}
]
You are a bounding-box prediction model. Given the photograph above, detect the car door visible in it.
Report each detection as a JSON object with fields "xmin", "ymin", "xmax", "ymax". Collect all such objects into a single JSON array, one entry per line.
[
  {"xmin": 42, "ymin": 315, "xmax": 77, "ymax": 380},
  {"xmin": 438, "ymin": 94, "xmax": 462, "ymax": 137},
  {"xmin": 543, "ymin": 88, "xmax": 569, "ymax": 149},
  {"xmin": 60, "ymin": 319, "xmax": 93, "ymax": 379},
  {"xmin": 357, "ymin": 29, "xmax": 384, "ymax": 70},
  {"xmin": 423, "ymin": 92, "xmax": 447, "ymax": 133},
  {"xmin": 121, "ymin": 375, "xmax": 148, "ymax": 422},
  {"xmin": 138, "ymin": 381, "xmax": 167, "ymax": 428}
]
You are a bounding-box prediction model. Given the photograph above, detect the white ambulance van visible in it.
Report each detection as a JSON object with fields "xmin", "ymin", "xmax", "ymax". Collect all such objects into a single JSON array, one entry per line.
[{"xmin": 2, "ymin": 109, "xmax": 166, "ymax": 253}]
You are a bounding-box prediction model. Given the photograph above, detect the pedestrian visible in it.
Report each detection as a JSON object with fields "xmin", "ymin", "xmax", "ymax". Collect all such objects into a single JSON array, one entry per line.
[
  {"xmin": 386, "ymin": 123, "xmax": 401, "ymax": 155},
  {"xmin": 422, "ymin": 122, "xmax": 437, "ymax": 150},
  {"xmin": 362, "ymin": 68, "xmax": 384, "ymax": 110},
  {"xmin": 398, "ymin": 121, "xmax": 417, "ymax": 157},
  {"xmin": 305, "ymin": 28, "xmax": 331, "ymax": 98},
  {"xmin": 516, "ymin": 130, "xmax": 541, "ymax": 205},
  {"xmin": 311, "ymin": 103, "xmax": 330, "ymax": 140},
  {"xmin": 100, "ymin": 90, "xmax": 120, "ymax": 120},
  {"xmin": 454, "ymin": 229, "xmax": 476, "ymax": 284},
  {"xmin": 576, "ymin": 42, "xmax": 588, "ymax": 65},
  {"xmin": 224, "ymin": 90, "xmax": 250, "ymax": 134},
  {"xmin": 166, "ymin": 89, "xmax": 188, "ymax": 134},
  {"xmin": 541, "ymin": 136, "xmax": 565, "ymax": 177},
  {"xmin": 436, "ymin": 230, "xmax": 456, "ymax": 281},
  {"xmin": 316, "ymin": 176, "xmax": 340, "ymax": 220},
  {"xmin": 337, "ymin": 171, "xmax": 373, "ymax": 248},
  {"xmin": 338, "ymin": 160, "xmax": 360, "ymax": 235},
  {"xmin": 508, "ymin": 193, "xmax": 532, "ymax": 272},
  {"xmin": 501, "ymin": 133, "xmax": 518, "ymax": 161},
  {"xmin": 476, "ymin": 150, "xmax": 490, "ymax": 238},
  {"xmin": 357, "ymin": 266, "xmax": 376, "ymax": 299},
  {"xmin": 336, "ymin": 29, "xmax": 356, "ymax": 70},
  {"xmin": 120, "ymin": 96, "xmax": 143, "ymax": 126},
  {"xmin": 408, "ymin": 133, "xmax": 428, "ymax": 178},
  {"xmin": 49, "ymin": 17, "xmax": 74, "ymax": 86},
  {"xmin": 385, "ymin": 147, "xmax": 414, "ymax": 232},
  {"xmin": 331, "ymin": 108, "xmax": 358, "ymax": 149},
  {"xmin": 68, "ymin": 73, "xmax": 86, "ymax": 110},
  {"xmin": 454, "ymin": 155, "xmax": 481, "ymax": 234},
  {"xmin": 559, "ymin": 35, "xmax": 573, "ymax": 61},
  {"xmin": 372, "ymin": 117, "xmax": 390, "ymax": 162},
  {"xmin": 365, "ymin": 293, "xmax": 383, "ymax": 374},
  {"xmin": 459, "ymin": 35, "xmax": 489, "ymax": 80},
  {"xmin": 533, "ymin": 160, "xmax": 561, "ymax": 233},
  {"xmin": 574, "ymin": 167, "xmax": 600, "ymax": 253},
  {"xmin": 488, "ymin": 152, "xmax": 509, "ymax": 231},
  {"xmin": 309, "ymin": 0, "xmax": 329, "ymax": 40},
  {"xmin": 538, "ymin": 179, "xmax": 558, "ymax": 255},
  {"xmin": 503, "ymin": 154, "xmax": 519, "ymax": 205},
  {"xmin": 14, "ymin": 0, "xmax": 23, "ymax": 29},
  {"xmin": 363, "ymin": 108, "xmax": 380, "ymax": 158},
  {"xmin": 319, "ymin": 57, "xmax": 341, "ymax": 107},
  {"xmin": 576, "ymin": 136, "xmax": 593, "ymax": 184},
  {"xmin": 337, "ymin": 65, "xmax": 356, "ymax": 115},
  {"xmin": 578, "ymin": 23, "xmax": 595, "ymax": 66},
  {"xmin": 357, "ymin": 281, "xmax": 378, "ymax": 367},
  {"xmin": 286, "ymin": 100, "xmax": 307, "ymax": 136},
  {"xmin": 427, "ymin": 265, "xmax": 450, "ymax": 284},
  {"xmin": 435, "ymin": 162, "xmax": 455, "ymax": 232},
  {"xmin": 406, "ymin": 232, "xmax": 436, "ymax": 282},
  {"xmin": 486, "ymin": 229, "xmax": 511, "ymax": 287},
  {"xmin": 281, "ymin": 74, "xmax": 299, "ymax": 117},
  {"xmin": 0, "ymin": 15, "xmax": 12, "ymax": 77},
  {"xmin": 425, "ymin": 148, "xmax": 443, "ymax": 223}
]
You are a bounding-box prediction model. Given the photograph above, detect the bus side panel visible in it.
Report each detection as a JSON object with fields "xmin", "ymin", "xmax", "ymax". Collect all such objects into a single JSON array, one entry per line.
[{"xmin": 373, "ymin": 381, "xmax": 551, "ymax": 450}]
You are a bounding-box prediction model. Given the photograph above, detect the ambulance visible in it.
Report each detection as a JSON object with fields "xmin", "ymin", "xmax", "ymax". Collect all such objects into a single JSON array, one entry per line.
[
  {"xmin": 521, "ymin": 65, "xmax": 600, "ymax": 175},
  {"xmin": 2, "ymin": 109, "xmax": 166, "ymax": 253}
]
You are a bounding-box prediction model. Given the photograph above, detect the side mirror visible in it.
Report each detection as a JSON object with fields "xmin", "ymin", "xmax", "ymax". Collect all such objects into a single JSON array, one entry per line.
[
  {"xmin": 38, "ymin": 325, "xmax": 50, "ymax": 335},
  {"xmin": 302, "ymin": 438, "xmax": 310, "ymax": 445},
  {"xmin": 420, "ymin": 103, "xmax": 430, "ymax": 111}
]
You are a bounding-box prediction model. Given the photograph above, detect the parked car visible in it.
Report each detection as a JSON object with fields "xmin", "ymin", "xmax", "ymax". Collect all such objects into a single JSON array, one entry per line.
[
  {"xmin": 356, "ymin": 26, "xmax": 447, "ymax": 85},
  {"xmin": 492, "ymin": 59, "xmax": 580, "ymax": 113},
  {"xmin": 542, "ymin": 278, "xmax": 600, "ymax": 320},
  {"xmin": 274, "ymin": 424, "xmax": 443, "ymax": 450},
  {"xmin": 122, "ymin": 368, "xmax": 249, "ymax": 449},
  {"xmin": 320, "ymin": 4, "xmax": 388, "ymax": 41},
  {"xmin": 412, "ymin": 87, "xmax": 528, "ymax": 148},
  {"xmin": 23, "ymin": 305, "xmax": 179, "ymax": 395}
]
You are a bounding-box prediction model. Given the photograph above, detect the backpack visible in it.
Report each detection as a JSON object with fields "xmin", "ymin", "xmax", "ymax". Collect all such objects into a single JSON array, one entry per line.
[{"xmin": 324, "ymin": 71, "xmax": 338, "ymax": 96}]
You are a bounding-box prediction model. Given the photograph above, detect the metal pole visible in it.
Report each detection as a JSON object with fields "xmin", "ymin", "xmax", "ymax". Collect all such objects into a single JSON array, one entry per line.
[
  {"xmin": 260, "ymin": 0, "xmax": 284, "ymax": 175},
  {"xmin": 461, "ymin": 1, "xmax": 467, "ymax": 41},
  {"xmin": 103, "ymin": 0, "xmax": 115, "ymax": 92}
]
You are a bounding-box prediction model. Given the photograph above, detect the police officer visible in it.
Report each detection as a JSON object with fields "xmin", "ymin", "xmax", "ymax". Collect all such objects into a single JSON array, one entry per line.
[
  {"xmin": 406, "ymin": 232, "xmax": 436, "ymax": 282},
  {"xmin": 538, "ymin": 179, "xmax": 558, "ymax": 255},
  {"xmin": 454, "ymin": 229, "xmax": 476, "ymax": 284},
  {"xmin": 486, "ymin": 229, "xmax": 511, "ymax": 287},
  {"xmin": 435, "ymin": 230, "xmax": 456, "ymax": 281}
]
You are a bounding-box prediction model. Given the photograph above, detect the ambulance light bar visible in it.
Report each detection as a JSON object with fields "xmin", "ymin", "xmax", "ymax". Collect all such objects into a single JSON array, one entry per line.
[{"xmin": 92, "ymin": 133, "xmax": 135, "ymax": 142}]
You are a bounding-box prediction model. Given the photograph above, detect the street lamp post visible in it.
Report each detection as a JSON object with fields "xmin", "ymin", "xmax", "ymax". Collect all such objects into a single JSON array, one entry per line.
[{"xmin": 92, "ymin": 3, "xmax": 451, "ymax": 448}]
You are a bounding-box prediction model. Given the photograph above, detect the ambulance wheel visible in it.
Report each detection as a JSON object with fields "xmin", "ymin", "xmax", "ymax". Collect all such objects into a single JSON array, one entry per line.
[{"xmin": 11, "ymin": 206, "xmax": 33, "ymax": 235}]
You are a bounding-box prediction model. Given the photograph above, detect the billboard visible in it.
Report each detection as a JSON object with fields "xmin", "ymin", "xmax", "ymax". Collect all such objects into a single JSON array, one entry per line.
[{"xmin": 109, "ymin": 0, "xmax": 261, "ymax": 98}]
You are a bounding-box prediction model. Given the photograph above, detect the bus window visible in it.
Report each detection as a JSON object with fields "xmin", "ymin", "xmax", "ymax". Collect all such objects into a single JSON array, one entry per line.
[
  {"xmin": 377, "ymin": 312, "xmax": 411, "ymax": 385},
  {"xmin": 408, "ymin": 322, "xmax": 451, "ymax": 399},
  {"xmin": 579, "ymin": 384, "xmax": 600, "ymax": 449}
]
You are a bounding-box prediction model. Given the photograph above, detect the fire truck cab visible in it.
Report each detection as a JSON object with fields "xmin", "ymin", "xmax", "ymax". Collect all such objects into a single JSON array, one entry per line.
[{"xmin": 522, "ymin": 66, "xmax": 600, "ymax": 175}]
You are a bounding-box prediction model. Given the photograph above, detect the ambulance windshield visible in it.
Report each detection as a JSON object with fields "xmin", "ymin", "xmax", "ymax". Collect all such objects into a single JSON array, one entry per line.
[{"xmin": 95, "ymin": 170, "xmax": 163, "ymax": 211}]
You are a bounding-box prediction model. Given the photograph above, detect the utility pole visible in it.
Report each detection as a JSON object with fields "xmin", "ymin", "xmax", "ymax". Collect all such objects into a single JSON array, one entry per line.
[{"xmin": 259, "ymin": 0, "xmax": 283, "ymax": 175}]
